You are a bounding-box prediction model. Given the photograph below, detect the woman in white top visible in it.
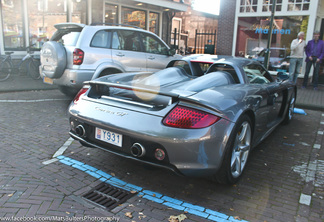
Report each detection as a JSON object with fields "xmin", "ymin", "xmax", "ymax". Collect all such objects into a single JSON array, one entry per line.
[{"xmin": 289, "ymin": 31, "xmax": 306, "ymax": 83}]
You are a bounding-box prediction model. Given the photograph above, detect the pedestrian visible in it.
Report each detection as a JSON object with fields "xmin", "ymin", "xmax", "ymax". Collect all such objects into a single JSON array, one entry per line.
[
  {"xmin": 289, "ymin": 32, "xmax": 306, "ymax": 83},
  {"xmin": 302, "ymin": 31, "xmax": 324, "ymax": 90}
]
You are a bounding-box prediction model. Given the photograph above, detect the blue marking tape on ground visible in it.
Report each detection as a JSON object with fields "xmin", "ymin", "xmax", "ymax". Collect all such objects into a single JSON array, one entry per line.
[
  {"xmin": 294, "ymin": 108, "xmax": 307, "ymax": 115},
  {"xmin": 57, "ymin": 155, "xmax": 248, "ymax": 222}
]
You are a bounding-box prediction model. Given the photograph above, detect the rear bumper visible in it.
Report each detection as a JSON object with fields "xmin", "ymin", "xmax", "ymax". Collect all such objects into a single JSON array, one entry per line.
[
  {"xmin": 69, "ymin": 131, "xmax": 184, "ymax": 176},
  {"xmin": 68, "ymin": 101, "xmax": 235, "ymax": 177},
  {"xmin": 41, "ymin": 69, "xmax": 94, "ymax": 90}
]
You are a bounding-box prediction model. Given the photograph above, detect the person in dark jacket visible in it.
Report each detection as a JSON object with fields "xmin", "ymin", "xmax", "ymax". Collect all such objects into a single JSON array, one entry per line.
[{"xmin": 302, "ymin": 32, "xmax": 324, "ymax": 90}]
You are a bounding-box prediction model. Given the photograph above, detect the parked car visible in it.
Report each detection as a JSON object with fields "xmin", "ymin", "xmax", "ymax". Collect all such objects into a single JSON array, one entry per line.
[
  {"xmin": 40, "ymin": 23, "xmax": 180, "ymax": 96},
  {"xmin": 68, "ymin": 55, "xmax": 296, "ymax": 184},
  {"xmin": 253, "ymin": 47, "xmax": 288, "ymax": 71}
]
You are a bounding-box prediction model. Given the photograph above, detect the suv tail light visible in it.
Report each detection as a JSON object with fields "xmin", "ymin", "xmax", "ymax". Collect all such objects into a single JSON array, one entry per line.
[
  {"xmin": 73, "ymin": 86, "xmax": 89, "ymax": 104},
  {"xmin": 73, "ymin": 48, "xmax": 84, "ymax": 65},
  {"xmin": 162, "ymin": 105, "xmax": 220, "ymax": 129}
]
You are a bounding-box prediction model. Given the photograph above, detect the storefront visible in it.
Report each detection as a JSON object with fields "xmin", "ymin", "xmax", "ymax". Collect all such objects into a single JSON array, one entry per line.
[
  {"xmin": 235, "ymin": 16, "xmax": 308, "ymax": 58},
  {"xmin": 0, "ymin": 0, "xmax": 187, "ymax": 55},
  {"xmin": 233, "ymin": 0, "xmax": 324, "ymax": 84}
]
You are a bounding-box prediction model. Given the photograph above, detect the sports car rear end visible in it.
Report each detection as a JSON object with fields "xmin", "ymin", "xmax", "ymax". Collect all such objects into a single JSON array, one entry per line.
[{"xmin": 68, "ymin": 70, "xmax": 235, "ymax": 177}]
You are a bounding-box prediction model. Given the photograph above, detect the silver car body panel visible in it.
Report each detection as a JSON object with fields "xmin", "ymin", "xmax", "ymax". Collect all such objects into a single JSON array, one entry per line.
[
  {"xmin": 69, "ymin": 98, "xmax": 235, "ymax": 176},
  {"xmin": 47, "ymin": 69, "xmax": 94, "ymax": 89}
]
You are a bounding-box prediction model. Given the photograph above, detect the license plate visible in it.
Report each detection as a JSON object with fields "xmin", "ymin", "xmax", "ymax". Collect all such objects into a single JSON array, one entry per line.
[
  {"xmin": 43, "ymin": 77, "xmax": 53, "ymax": 85},
  {"xmin": 95, "ymin": 127, "xmax": 122, "ymax": 147}
]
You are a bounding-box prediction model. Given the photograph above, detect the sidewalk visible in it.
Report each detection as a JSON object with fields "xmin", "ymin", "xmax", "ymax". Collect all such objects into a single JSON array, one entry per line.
[
  {"xmin": 0, "ymin": 74, "xmax": 323, "ymax": 111},
  {"xmin": 295, "ymin": 84, "xmax": 324, "ymax": 111},
  {"xmin": 0, "ymin": 75, "xmax": 57, "ymax": 92}
]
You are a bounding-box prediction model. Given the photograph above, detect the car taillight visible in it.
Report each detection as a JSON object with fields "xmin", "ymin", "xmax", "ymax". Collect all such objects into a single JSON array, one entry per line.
[
  {"xmin": 73, "ymin": 86, "xmax": 89, "ymax": 104},
  {"xmin": 73, "ymin": 48, "xmax": 84, "ymax": 65},
  {"xmin": 162, "ymin": 105, "xmax": 220, "ymax": 129}
]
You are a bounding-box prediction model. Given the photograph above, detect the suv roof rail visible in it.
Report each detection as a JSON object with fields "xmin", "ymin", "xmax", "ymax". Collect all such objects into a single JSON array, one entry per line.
[{"xmin": 90, "ymin": 23, "xmax": 142, "ymax": 29}]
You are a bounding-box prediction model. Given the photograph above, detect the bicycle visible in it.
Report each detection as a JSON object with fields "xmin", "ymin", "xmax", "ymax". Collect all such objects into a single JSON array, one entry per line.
[{"xmin": 0, "ymin": 45, "xmax": 41, "ymax": 81}]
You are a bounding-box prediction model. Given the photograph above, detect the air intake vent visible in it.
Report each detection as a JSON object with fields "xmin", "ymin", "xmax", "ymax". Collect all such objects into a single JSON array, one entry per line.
[{"xmin": 83, "ymin": 183, "xmax": 136, "ymax": 210}]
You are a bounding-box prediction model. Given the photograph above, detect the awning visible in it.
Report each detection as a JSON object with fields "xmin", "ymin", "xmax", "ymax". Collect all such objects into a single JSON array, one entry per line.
[{"xmin": 134, "ymin": 0, "xmax": 188, "ymax": 12}]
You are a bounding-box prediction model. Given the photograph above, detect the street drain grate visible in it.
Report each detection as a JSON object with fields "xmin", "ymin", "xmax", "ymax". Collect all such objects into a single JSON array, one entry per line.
[{"xmin": 83, "ymin": 183, "xmax": 136, "ymax": 210}]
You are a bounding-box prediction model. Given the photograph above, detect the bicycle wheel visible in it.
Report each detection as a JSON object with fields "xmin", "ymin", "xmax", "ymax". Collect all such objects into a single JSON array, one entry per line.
[
  {"xmin": 28, "ymin": 59, "xmax": 41, "ymax": 80},
  {"xmin": 0, "ymin": 60, "xmax": 11, "ymax": 81}
]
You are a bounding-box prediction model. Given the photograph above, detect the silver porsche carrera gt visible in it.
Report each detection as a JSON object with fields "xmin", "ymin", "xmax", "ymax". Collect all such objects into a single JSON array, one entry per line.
[{"xmin": 68, "ymin": 55, "xmax": 296, "ymax": 184}]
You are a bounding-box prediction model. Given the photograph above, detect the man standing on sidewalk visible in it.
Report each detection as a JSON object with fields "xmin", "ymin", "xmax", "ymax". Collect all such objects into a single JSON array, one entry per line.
[
  {"xmin": 289, "ymin": 32, "xmax": 306, "ymax": 83},
  {"xmin": 302, "ymin": 31, "xmax": 324, "ymax": 90}
]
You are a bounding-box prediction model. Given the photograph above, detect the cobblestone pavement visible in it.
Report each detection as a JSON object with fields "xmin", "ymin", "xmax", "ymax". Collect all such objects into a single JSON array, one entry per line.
[{"xmin": 0, "ymin": 89, "xmax": 323, "ymax": 222}]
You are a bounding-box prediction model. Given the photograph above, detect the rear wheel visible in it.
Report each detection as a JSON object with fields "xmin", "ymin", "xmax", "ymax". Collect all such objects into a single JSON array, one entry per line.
[
  {"xmin": 0, "ymin": 60, "xmax": 11, "ymax": 82},
  {"xmin": 213, "ymin": 115, "xmax": 252, "ymax": 184},
  {"xmin": 28, "ymin": 59, "xmax": 41, "ymax": 80}
]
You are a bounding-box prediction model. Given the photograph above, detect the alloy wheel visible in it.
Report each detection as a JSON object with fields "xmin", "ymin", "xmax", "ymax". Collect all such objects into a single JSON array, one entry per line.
[{"xmin": 230, "ymin": 121, "xmax": 251, "ymax": 178}]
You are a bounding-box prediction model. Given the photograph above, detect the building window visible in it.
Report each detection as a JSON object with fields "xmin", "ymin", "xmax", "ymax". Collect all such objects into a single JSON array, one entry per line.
[
  {"xmin": 105, "ymin": 3, "xmax": 118, "ymax": 24},
  {"xmin": 262, "ymin": 0, "xmax": 282, "ymax": 12},
  {"xmin": 1, "ymin": 0, "xmax": 25, "ymax": 50},
  {"xmin": 287, "ymin": 0, "xmax": 310, "ymax": 11},
  {"xmin": 71, "ymin": 0, "xmax": 87, "ymax": 24},
  {"xmin": 27, "ymin": 0, "xmax": 67, "ymax": 49},
  {"xmin": 122, "ymin": 7, "xmax": 146, "ymax": 29},
  {"xmin": 235, "ymin": 16, "xmax": 309, "ymax": 59},
  {"xmin": 149, "ymin": 12, "xmax": 159, "ymax": 35},
  {"xmin": 240, "ymin": 0, "xmax": 258, "ymax": 13}
]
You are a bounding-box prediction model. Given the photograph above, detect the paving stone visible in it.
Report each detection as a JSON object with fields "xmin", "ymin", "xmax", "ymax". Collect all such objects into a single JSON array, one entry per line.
[{"xmin": 0, "ymin": 89, "xmax": 323, "ymax": 222}]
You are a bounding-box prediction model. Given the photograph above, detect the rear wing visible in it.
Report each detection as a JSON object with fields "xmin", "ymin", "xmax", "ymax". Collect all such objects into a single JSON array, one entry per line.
[{"xmin": 84, "ymin": 80, "xmax": 221, "ymax": 114}]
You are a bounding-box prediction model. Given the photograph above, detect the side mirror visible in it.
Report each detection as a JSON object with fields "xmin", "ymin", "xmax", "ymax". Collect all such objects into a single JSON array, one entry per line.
[
  {"xmin": 277, "ymin": 71, "xmax": 289, "ymax": 81},
  {"xmin": 168, "ymin": 49, "xmax": 176, "ymax": 56}
]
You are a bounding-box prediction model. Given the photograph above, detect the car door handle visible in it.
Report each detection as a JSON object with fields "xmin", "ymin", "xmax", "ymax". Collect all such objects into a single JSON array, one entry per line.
[
  {"xmin": 116, "ymin": 52, "xmax": 125, "ymax": 57},
  {"xmin": 148, "ymin": 56, "xmax": 155, "ymax": 60}
]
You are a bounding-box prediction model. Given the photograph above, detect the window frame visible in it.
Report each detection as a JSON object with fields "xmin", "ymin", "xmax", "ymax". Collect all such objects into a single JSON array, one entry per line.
[
  {"xmin": 90, "ymin": 30, "xmax": 112, "ymax": 48},
  {"xmin": 112, "ymin": 30, "xmax": 143, "ymax": 52}
]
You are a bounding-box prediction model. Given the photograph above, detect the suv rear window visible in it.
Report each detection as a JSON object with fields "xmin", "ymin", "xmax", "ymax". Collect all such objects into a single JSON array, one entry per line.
[
  {"xmin": 60, "ymin": 32, "xmax": 80, "ymax": 46},
  {"xmin": 52, "ymin": 31, "xmax": 81, "ymax": 46}
]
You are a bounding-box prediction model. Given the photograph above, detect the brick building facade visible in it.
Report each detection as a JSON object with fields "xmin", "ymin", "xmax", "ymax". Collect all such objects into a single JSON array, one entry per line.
[{"xmin": 216, "ymin": 0, "xmax": 236, "ymax": 55}]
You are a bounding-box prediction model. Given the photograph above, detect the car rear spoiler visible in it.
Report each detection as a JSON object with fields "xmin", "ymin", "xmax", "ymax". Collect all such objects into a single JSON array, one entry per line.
[
  {"xmin": 86, "ymin": 80, "xmax": 194, "ymax": 98},
  {"xmin": 85, "ymin": 80, "xmax": 223, "ymax": 115}
]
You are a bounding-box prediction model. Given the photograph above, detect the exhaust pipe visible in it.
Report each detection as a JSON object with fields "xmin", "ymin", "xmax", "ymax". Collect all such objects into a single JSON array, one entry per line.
[
  {"xmin": 130, "ymin": 143, "xmax": 146, "ymax": 157},
  {"xmin": 75, "ymin": 125, "xmax": 85, "ymax": 137}
]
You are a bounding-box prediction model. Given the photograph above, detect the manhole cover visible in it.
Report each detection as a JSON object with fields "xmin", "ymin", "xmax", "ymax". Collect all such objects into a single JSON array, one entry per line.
[{"xmin": 83, "ymin": 182, "xmax": 136, "ymax": 210}]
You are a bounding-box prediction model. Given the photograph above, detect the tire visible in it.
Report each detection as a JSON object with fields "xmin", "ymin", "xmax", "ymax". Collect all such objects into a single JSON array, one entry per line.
[
  {"xmin": 28, "ymin": 59, "xmax": 41, "ymax": 80},
  {"xmin": 58, "ymin": 86, "xmax": 79, "ymax": 97},
  {"xmin": 0, "ymin": 60, "xmax": 11, "ymax": 82},
  {"xmin": 282, "ymin": 91, "xmax": 296, "ymax": 125},
  {"xmin": 213, "ymin": 115, "xmax": 252, "ymax": 184},
  {"xmin": 40, "ymin": 41, "xmax": 67, "ymax": 78}
]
